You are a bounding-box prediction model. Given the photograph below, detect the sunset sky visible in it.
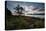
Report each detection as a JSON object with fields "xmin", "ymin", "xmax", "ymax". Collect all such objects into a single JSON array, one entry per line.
[{"xmin": 6, "ymin": 1, "xmax": 45, "ymax": 18}]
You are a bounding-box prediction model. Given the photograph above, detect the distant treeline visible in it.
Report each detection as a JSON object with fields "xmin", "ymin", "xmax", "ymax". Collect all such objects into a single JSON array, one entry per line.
[{"xmin": 27, "ymin": 13, "xmax": 45, "ymax": 15}]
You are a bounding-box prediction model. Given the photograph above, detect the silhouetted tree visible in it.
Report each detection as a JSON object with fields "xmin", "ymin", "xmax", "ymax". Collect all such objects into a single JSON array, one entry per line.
[
  {"xmin": 14, "ymin": 4, "xmax": 19, "ymax": 13},
  {"xmin": 19, "ymin": 7, "xmax": 24, "ymax": 14},
  {"xmin": 14, "ymin": 4, "xmax": 24, "ymax": 14},
  {"xmin": 5, "ymin": 1, "xmax": 12, "ymax": 16},
  {"xmin": 6, "ymin": 8, "xmax": 12, "ymax": 15}
]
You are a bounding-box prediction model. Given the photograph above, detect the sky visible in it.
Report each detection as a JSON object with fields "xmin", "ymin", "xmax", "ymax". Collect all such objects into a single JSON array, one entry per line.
[{"xmin": 6, "ymin": 1, "xmax": 45, "ymax": 18}]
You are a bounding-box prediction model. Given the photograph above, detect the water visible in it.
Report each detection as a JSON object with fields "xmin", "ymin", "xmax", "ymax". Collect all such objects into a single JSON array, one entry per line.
[{"xmin": 25, "ymin": 15, "xmax": 45, "ymax": 18}]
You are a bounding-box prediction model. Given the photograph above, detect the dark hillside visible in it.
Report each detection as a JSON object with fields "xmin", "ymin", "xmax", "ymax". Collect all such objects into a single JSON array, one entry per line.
[{"xmin": 5, "ymin": 15, "xmax": 44, "ymax": 30}]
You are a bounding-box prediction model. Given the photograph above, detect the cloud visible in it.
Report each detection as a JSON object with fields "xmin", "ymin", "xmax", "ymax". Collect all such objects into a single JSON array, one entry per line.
[{"xmin": 7, "ymin": 1, "xmax": 44, "ymax": 16}]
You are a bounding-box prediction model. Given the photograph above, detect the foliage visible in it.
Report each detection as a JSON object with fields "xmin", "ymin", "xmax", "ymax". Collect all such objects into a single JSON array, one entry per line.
[
  {"xmin": 5, "ymin": 15, "xmax": 44, "ymax": 30},
  {"xmin": 14, "ymin": 4, "xmax": 24, "ymax": 14},
  {"xmin": 5, "ymin": 8, "xmax": 12, "ymax": 16}
]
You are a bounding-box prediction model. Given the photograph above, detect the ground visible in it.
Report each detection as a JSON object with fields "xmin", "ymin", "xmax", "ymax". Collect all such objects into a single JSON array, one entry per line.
[{"xmin": 5, "ymin": 15, "xmax": 45, "ymax": 30}]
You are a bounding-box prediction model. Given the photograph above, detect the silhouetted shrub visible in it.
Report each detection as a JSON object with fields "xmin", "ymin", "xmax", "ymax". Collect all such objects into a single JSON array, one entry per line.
[{"xmin": 6, "ymin": 8, "xmax": 12, "ymax": 16}]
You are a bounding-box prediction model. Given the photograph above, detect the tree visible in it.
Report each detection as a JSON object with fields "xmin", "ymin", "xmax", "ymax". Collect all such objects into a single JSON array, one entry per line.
[
  {"xmin": 6, "ymin": 8, "xmax": 12, "ymax": 16},
  {"xmin": 5, "ymin": 1, "xmax": 12, "ymax": 16},
  {"xmin": 14, "ymin": 4, "xmax": 24, "ymax": 14}
]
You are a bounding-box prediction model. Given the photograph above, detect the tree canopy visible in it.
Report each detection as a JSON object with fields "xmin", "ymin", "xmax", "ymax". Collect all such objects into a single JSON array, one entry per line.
[{"xmin": 14, "ymin": 4, "xmax": 24, "ymax": 14}]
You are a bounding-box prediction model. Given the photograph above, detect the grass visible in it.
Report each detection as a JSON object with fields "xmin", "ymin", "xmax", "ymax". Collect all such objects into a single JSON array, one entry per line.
[{"xmin": 5, "ymin": 15, "xmax": 45, "ymax": 30}]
